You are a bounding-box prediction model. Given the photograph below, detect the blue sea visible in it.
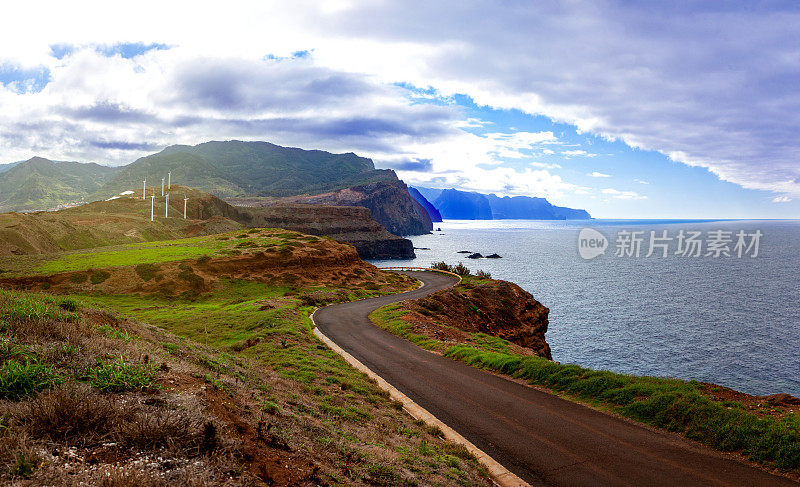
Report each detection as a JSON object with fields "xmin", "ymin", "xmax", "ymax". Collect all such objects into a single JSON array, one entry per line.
[{"xmin": 370, "ymin": 219, "xmax": 800, "ymax": 397}]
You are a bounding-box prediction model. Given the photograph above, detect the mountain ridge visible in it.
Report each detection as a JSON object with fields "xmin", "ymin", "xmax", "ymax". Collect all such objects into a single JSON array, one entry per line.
[{"xmin": 413, "ymin": 186, "xmax": 591, "ymax": 220}]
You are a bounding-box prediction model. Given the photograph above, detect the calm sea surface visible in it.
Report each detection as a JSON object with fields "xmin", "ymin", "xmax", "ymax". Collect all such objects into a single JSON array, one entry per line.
[{"xmin": 370, "ymin": 219, "xmax": 800, "ymax": 397}]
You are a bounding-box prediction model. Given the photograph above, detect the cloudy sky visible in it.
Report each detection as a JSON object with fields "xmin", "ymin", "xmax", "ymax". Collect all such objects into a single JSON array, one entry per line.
[{"xmin": 1, "ymin": 1, "xmax": 799, "ymax": 218}]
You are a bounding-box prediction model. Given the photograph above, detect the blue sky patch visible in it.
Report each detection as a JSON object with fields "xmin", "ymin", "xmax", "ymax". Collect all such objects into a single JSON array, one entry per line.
[{"xmin": 0, "ymin": 64, "xmax": 50, "ymax": 93}]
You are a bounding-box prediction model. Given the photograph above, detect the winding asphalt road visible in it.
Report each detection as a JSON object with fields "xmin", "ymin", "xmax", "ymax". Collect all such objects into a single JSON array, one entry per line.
[{"xmin": 313, "ymin": 271, "xmax": 797, "ymax": 487}]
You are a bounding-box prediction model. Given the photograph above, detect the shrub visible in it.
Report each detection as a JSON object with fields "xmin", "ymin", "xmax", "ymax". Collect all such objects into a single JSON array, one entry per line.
[
  {"xmin": 430, "ymin": 261, "xmax": 471, "ymax": 276},
  {"xmin": 116, "ymin": 409, "xmax": 207, "ymax": 453},
  {"xmin": 86, "ymin": 357, "xmax": 158, "ymax": 393},
  {"xmin": 90, "ymin": 270, "xmax": 111, "ymax": 285},
  {"xmin": 0, "ymin": 360, "xmax": 59, "ymax": 400},
  {"xmin": 134, "ymin": 263, "xmax": 160, "ymax": 281},
  {"xmin": 19, "ymin": 384, "xmax": 124, "ymax": 441},
  {"xmin": 452, "ymin": 262, "xmax": 471, "ymax": 276},
  {"xmin": 58, "ymin": 297, "xmax": 80, "ymax": 312},
  {"xmin": 69, "ymin": 273, "xmax": 88, "ymax": 284},
  {"xmin": 474, "ymin": 270, "xmax": 492, "ymax": 279}
]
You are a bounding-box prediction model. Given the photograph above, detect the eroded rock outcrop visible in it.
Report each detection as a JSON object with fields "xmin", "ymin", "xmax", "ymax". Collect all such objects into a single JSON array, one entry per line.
[
  {"xmin": 401, "ymin": 278, "xmax": 552, "ymax": 359},
  {"xmin": 278, "ymin": 180, "xmax": 433, "ymax": 236}
]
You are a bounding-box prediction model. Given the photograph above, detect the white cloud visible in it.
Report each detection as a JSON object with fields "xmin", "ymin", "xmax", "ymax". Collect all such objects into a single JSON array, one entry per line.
[
  {"xmin": 562, "ymin": 150, "xmax": 597, "ymax": 157},
  {"xmin": 1, "ymin": 1, "xmax": 799, "ymax": 200},
  {"xmin": 530, "ymin": 162, "xmax": 561, "ymax": 169},
  {"xmin": 635, "ymin": 179, "xmax": 650, "ymax": 184},
  {"xmin": 602, "ymin": 188, "xmax": 647, "ymax": 200},
  {"xmin": 772, "ymin": 195, "xmax": 792, "ymax": 203},
  {"xmin": 588, "ymin": 171, "xmax": 611, "ymax": 178}
]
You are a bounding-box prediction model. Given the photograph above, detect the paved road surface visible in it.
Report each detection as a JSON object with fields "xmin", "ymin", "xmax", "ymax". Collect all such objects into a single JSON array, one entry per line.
[{"xmin": 313, "ymin": 271, "xmax": 797, "ymax": 486}]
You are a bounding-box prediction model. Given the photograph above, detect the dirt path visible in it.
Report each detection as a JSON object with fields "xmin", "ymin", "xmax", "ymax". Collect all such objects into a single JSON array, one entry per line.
[{"xmin": 313, "ymin": 271, "xmax": 798, "ymax": 487}]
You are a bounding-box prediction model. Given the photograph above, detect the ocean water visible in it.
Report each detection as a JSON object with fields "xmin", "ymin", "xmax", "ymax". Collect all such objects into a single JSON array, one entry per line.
[{"xmin": 370, "ymin": 219, "xmax": 800, "ymax": 397}]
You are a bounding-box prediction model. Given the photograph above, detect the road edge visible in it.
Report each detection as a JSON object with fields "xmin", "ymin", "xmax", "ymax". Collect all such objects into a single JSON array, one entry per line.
[{"xmin": 310, "ymin": 310, "xmax": 530, "ymax": 487}]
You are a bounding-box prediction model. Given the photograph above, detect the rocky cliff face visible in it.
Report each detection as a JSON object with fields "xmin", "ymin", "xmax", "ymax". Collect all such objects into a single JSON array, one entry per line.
[
  {"xmin": 408, "ymin": 187, "xmax": 442, "ymax": 222},
  {"xmin": 235, "ymin": 204, "xmax": 415, "ymax": 259},
  {"xmin": 401, "ymin": 278, "xmax": 551, "ymax": 359},
  {"xmin": 413, "ymin": 186, "xmax": 591, "ymax": 220},
  {"xmin": 182, "ymin": 190, "xmax": 416, "ymax": 259},
  {"xmin": 276, "ymin": 180, "xmax": 433, "ymax": 236},
  {"xmin": 434, "ymin": 189, "xmax": 493, "ymax": 219}
]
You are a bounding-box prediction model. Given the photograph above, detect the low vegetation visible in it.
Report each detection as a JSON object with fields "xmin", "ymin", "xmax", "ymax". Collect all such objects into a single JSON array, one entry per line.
[
  {"xmin": 0, "ymin": 243, "xmax": 491, "ymax": 484},
  {"xmin": 430, "ymin": 261, "xmax": 491, "ymax": 279},
  {"xmin": 370, "ymin": 280, "xmax": 800, "ymax": 475},
  {"xmin": 2, "ymin": 228, "xmax": 321, "ymax": 277}
]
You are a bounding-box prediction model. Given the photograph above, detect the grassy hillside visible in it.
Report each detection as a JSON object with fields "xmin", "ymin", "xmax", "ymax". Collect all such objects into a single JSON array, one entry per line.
[
  {"xmin": 0, "ymin": 233, "xmax": 491, "ymax": 485},
  {"xmin": 96, "ymin": 140, "xmax": 397, "ymax": 200},
  {"xmin": 0, "ymin": 157, "xmax": 120, "ymax": 212},
  {"xmin": 0, "ymin": 186, "xmax": 243, "ymax": 257},
  {"xmin": 95, "ymin": 151, "xmax": 245, "ymax": 200}
]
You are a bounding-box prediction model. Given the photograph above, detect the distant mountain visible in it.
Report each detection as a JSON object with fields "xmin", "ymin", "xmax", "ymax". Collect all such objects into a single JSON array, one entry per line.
[
  {"xmin": 0, "ymin": 142, "xmax": 430, "ymax": 239},
  {"xmin": 408, "ymin": 187, "xmax": 442, "ymax": 222},
  {"xmin": 0, "ymin": 161, "xmax": 23, "ymax": 174},
  {"xmin": 97, "ymin": 140, "xmax": 397, "ymax": 199},
  {"xmin": 414, "ymin": 187, "xmax": 443, "ymax": 205},
  {"xmin": 413, "ymin": 186, "xmax": 591, "ymax": 220},
  {"xmin": 433, "ymin": 189, "xmax": 493, "ymax": 219},
  {"xmin": 0, "ymin": 157, "xmax": 120, "ymax": 212}
]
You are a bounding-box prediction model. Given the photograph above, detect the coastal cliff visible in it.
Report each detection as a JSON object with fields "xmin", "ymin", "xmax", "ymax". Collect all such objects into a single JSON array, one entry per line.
[
  {"xmin": 408, "ymin": 187, "xmax": 442, "ymax": 223},
  {"xmin": 413, "ymin": 186, "xmax": 591, "ymax": 220},
  {"xmin": 397, "ymin": 277, "xmax": 552, "ymax": 359},
  {"xmin": 237, "ymin": 204, "xmax": 415, "ymax": 259},
  {"xmin": 275, "ymin": 180, "xmax": 433, "ymax": 236}
]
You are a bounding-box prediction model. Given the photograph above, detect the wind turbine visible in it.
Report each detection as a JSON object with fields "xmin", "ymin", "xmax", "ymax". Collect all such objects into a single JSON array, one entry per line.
[
  {"xmin": 150, "ymin": 192, "xmax": 154, "ymax": 221},
  {"xmin": 183, "ymin": 196, "xmax": 188, "ymax": 219},
  {"xmin": 142, "ymin": 179, "xmax": 146, "ymax": 200},
  {"xmin": 161, "ymin": 177, "xmax": 165, "ymax": 196},
  {"xmin": 165, "ymin": 192, "xmax": 169, "ymax": 218},
  {"xmin": 168, "ymin": 171, "xmax": 171, "ymax": 190}
]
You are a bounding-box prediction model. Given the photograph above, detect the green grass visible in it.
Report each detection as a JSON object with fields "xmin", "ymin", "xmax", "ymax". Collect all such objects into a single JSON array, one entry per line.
[
  {"xmin": 0, "ymin": 290, "xmax": 82, "ymax": 324},
  {"xmin": 2, "ymin": 228, "xmax": 301, "ymax": 277},
  {"xmin": 0, "ymin": 360, "xmax": 59, "ymax": 400},
  {"xmin": 85, "ymin": 356, "xmax": 158, "ymax": 393},
  {"xmin": 79, "ymin": 279, "xmax": 401, "ymax": 395},
  {"xmin": 1, "ymin": 280, "xmax": 489, "ymax": 484},
  {"xmin": 370, "ymin": 303, "xmax": 800, "ymax": 472}
]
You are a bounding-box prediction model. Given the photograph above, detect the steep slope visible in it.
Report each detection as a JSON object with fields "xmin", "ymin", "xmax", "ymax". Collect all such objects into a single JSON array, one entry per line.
[
  {"xmin": 98, "ymin": 140, "xmax": 397, "ymax": 200},
  {"xmin": 416, "ymin": 186, "xmax": 591, "ymax": 220},
  {"xmin": 433, "ymin": 189, "xmax": 493, "ymax": 219},
  {"xmin": 272, "ymin": 180, "xmax": 432, "ymax": 235},
  {"xmin": 391, "ymin": 277, "xmax": 552, "ymax": 359},
  {"xmin": 408, "ymin": 186, "xmax": 442, "ymax": 222},
  {"xmin": 0, "ymin": 157, "xmax": 120, "ymax": 212},
  {"xmin": 413, "ymin": 186, "xmax": 443, "ymax": 204},
  {"xmin": 94, "ymin": 151, "xmax": 244, "ymax": 199}
]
